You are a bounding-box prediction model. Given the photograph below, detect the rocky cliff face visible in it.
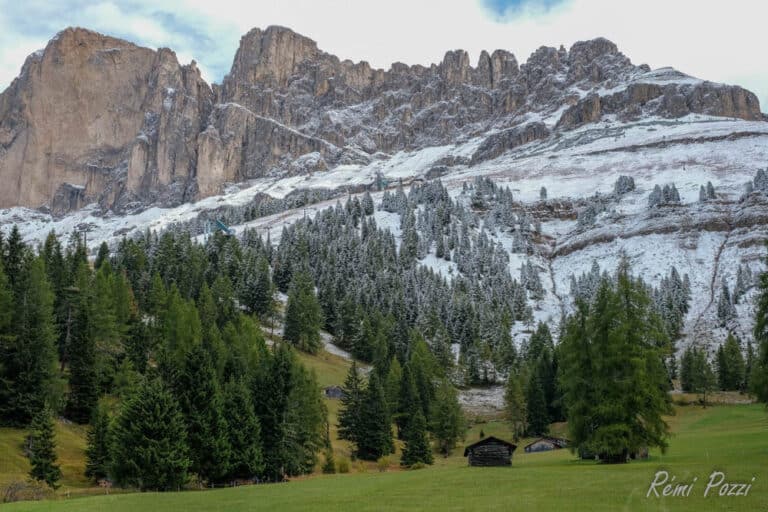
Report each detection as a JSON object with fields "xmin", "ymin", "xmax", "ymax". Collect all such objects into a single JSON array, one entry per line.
[
  {"xmin": 0, "ymin": 26, "xmax": 762, "ymax": 212},
  {"xmin": 0, "ymin": 28, "xmax": 213, "ymax": 213}
]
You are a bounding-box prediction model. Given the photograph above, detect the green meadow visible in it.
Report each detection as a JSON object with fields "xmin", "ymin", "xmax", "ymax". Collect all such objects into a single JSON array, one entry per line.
[{"xmin": 2, "ymin": 403, "xmax": 766, "ymax": 512}]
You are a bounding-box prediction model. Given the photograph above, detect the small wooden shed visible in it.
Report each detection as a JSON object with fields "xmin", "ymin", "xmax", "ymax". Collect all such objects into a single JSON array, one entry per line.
[
  {"xmin": 323, "ymin": 385, "xmax": 345, "ymax": 399},
  {"xmin": 463, "ymin": 436, "xmax": 517, "ymax": 467},
  {"xmin": 523, "ymin": 436, "xmax": 569, "ymax": 453}
]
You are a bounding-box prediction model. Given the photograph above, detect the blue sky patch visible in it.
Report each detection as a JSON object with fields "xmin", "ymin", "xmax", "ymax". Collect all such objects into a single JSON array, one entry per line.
[{"xmin": 481, "ymin": 0, "xmax": 567, "ymax": 19}]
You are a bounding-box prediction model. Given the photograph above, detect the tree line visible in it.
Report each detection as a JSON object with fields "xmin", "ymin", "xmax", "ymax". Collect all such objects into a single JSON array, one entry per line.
[{"xmin": 0, "ymin": 226, "xmax": 326, "ymax": 490}]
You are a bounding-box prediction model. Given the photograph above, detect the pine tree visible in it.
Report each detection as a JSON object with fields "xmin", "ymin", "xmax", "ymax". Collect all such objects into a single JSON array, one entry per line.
[
  {"xmin": 85, "ymin": 402, "xmax": 111, "ymax": 482},
  {"xmin": 283, "ymin": 269, "xmax": 323, "ymax": 354},
  {"xmin": 337, "ymin": 361, "xmax": 364, "ymax": 444},
  {"xmin": 504, "ymin": 372, "xmax": 527, "ymax": 441},
  {"xmin": 400, "ymin": 409, "xmax": 433, "ymax": 466},
  {"xmin": 27, "ymin": 405, "xmax": 62, "ymax": 489},
  {"xmin": 429, "ymin": 379, "xmax": 464, "ymax": 456},
  {"xmin": 111, "ymin": 378, "xmax": 190, "ymax": 491},
  {"xmin": 222, "ymin": 378, "xmax": 263, "ymax": 479},
  {"xmin": 356, "ymin": 372, "xmax": 393, "ymax": 461}
]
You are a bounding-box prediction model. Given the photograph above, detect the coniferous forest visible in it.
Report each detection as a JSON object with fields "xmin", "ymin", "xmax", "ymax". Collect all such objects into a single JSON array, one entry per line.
[{"xmin": 1, "ymin": 177, "xmax": 768, "ymax": 493}]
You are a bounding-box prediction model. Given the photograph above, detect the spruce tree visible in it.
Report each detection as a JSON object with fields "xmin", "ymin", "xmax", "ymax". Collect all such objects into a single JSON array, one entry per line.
[
  {"xmin": 85, "ymin": 402, "xmax": 111, "ymax": 482},
  {"xmin": 337, "ymin": 361, "xmax": 364, "ymax": 444},
  {"xmin": 400, "ymin": 409, "xmax": 433, "ymax": 466},
  {"xmin": 383, "ymin": 357, "xmax": 402, "ymax": 417},
  {"xmin": 356, "ymin": 372, "xmax": 393, "ymax": 461},
  {"xmin": 65, "ymin": 263, "xmax": 99, "ymax": 424},
  {"xmin": 27, "ymin": 405, "xmax": 62, "ymax": 489},
  {"xmin": 253, "ymin": 343, "xmax": 293, "ymax": 481},
  {"xmin": 94, "ymin": 242, "xmax": 110, "ymax": 270},
  {"xmin": 111, "ymin": 378, "xmax": 190, "ymax": 491},
  {"xmin": 395, "ymin": 363, "xmax": 419, "ymax": 439},
  {"xmin": 222, "ymin": 378, "xmax": 263, "ymax": 479},
  {"xmin": 283, "ymin": 363, "xmax": 327, "ymax": 476},
  {"xmin": 525, "ymin": 372, "xmax": 549, "ymax": 436},
  {"xmin": 0, "ymin": 259, "xmax": 16, "ymax": 421},
  {"xmin": 283, "ymin": 269, "xmax": 323, "ymax": 354},
  {"xmin": 751, "ymin": 251, "xmax": 768, "ymax": 403},
  {"xmin": 174, "ymin": 344, "xmax": 231, "ymax": 483},
  {"xmin": 0, "ymin": 257, "xmax": 59, "ymax": 426},
  {"xmin": 718, "ymin": 334, "xmax": 745, "ymax": 391}
]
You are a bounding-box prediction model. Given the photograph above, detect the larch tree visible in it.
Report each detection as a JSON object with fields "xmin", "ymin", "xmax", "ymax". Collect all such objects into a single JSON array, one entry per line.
[{"xmin": 559, "ymin": 262, "xmax": 672, "ymax": 463}]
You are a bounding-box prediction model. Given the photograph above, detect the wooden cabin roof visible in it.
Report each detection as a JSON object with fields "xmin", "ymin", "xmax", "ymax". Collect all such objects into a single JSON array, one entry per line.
[
  {"xmin": 463, "ymin": 436, "xmax": 517, "ymax": 456},
  {"xmin": 523, "ymin": 436, "xmax": 570, "ymax": 449}
]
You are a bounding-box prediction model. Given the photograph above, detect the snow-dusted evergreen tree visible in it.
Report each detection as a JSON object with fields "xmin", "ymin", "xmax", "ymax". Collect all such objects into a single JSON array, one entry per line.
[
  {"xmin": 699, "ymin": 185, "xmax": 708, "ymax": 202},
  {"xmin": 614, "ymin": 175, "xmax": 635, "ymax": 195},
  {"xmin": 706, "ymin": 181, "xmax": 716, "ymax": 200},
  {"xmin": 648, "ymin": 185, "xmax": 663, "ymax": 208},
  {"xmin": 716, "ymin": 278, "xmax": 737, "ymax": 327},
  {"xmin": 521, "ymin": 260, "xmax": 544, "ymax": 301},
  {"xmin": 754, "ymin": 169, "xmax": 768, "ymax": 192},
  {"xmin": 539, "ymin": 186, "xmax": 547, "ymax": 200}
]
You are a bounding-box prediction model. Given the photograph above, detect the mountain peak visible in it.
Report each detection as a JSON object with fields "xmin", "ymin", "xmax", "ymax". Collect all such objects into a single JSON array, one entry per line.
[{"xmin": 0, "ymin": 26, "xmax": 763, "ymax": 213}]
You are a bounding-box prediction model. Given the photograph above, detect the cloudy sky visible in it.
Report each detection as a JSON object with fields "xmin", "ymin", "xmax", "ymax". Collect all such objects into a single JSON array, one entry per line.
[{"xmin": 1, "ymin": 0, "xmax": 766, "ymax": 111}]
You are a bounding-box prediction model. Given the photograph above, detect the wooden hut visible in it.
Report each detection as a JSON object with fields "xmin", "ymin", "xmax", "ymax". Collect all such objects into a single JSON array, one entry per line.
[
  {"xmin": 323, "ymin": 386, "xmax": 345, "ymax": 399},
  {"xmin": 463, "ymin": 436, "xmax": 517, "ymax": 466},
  {"xmin": 523, "ymin": 436, "xmax": 569, "ymax": 453}
]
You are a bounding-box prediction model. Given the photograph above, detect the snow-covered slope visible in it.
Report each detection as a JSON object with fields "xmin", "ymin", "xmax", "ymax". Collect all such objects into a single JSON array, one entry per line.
[{"xmin": 2, "ymin": 113, "xmax": 767, "ymax": 356}]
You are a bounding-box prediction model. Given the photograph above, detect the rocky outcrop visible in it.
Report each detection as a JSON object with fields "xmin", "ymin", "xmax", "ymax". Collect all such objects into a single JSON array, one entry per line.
[
  {"xmin": 0, "ymin": 26, "xmax": 763, "ymax": 212},
  {"xmin": 0, "ymin": 28, "xmax": 213, "ymax": 211},
  {"xmin": 471, "ymin": 123, "xmax": 550, "ymax": 164}
]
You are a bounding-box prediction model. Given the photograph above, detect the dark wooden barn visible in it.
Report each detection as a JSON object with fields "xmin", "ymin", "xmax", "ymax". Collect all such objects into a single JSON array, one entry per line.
[
  {"xmin": 523, "ymin": 436, "xmax": 570, "ymax": 453},
  {"xmin": 463, "ymin": 436, "xmax": 517, "ymax": 467}
]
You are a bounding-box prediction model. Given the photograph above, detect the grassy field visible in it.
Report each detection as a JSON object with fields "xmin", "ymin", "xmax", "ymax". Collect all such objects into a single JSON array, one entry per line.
[
  {"xmin": 0, "ymin": 421, "xmax": 90, "ymax": 493},
  {"xmin": 1, "ymin": 403, "xmax": 766, "ymax": 511}
]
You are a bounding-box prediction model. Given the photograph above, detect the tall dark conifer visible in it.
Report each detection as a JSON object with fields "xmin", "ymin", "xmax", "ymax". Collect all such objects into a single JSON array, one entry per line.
[
  {"xmin": 222, "ymin": 378, "xmax": 263, "ymax": 479},
  {"xmin": 0, "ymin": 257, "xmax": 59, "ymax": 426},
  {"xmin": 27, "ymin": 405, "xmax": 62, "ymax": 489},
  {"xmin": 356, "ymin": 372, "xmax": 393, "ymax": 461},
  {"xmin": 65, "ymin": 263, "xmax": 99, "ymax": 424},
  {"xmin": 111, "ymin": 378, "xmax": 190, "ymax": 491},
  {"xmin": 174, "ymin": 344, "xmax": 231, "ymax": 483},
  {"xmin": 85, "ymin": 402, "xmax": 111, "ymax": 482}
]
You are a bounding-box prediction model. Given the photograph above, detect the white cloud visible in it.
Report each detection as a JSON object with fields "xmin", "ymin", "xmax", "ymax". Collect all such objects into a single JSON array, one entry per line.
[{"xmin": 0, "ymin": 0, "xmax": 766, "ymax": 111}]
